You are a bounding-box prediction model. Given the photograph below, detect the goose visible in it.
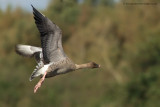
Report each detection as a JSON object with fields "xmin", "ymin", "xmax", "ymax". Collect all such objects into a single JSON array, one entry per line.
[{"xmin": 15, "ymin": 5, "xmax": 100, "ymax": 93}]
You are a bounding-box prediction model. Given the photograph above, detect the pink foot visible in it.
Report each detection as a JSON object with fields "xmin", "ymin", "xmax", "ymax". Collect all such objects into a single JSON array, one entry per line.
[
  {"xmin": 34, "ymin": 82, "xmax": 42, "ymax": 93},
  {"xmin": 33, "ymin": 72, "xmax": 47, "ymax": 93}
]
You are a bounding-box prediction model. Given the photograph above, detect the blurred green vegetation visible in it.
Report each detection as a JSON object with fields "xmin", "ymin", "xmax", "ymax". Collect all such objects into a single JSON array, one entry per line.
[{"xmin": 0, "ymin": 0, "xmax": 160, "ymax": 107}]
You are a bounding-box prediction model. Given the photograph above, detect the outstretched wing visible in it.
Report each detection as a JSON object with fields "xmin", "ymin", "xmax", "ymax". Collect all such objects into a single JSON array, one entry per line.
[
  {"xmin": 32, "ymin": 5, "xmax": 66, "ymax": 64},
  {"xmin": 15, "ymin": 44, "xmax": 42, "ymax": 57}
]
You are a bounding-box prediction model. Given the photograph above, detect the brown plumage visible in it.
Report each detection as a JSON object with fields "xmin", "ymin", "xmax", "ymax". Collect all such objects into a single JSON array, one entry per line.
[{"xmin": 15, "ymin": 5, "xmax": 100, "ymax": 93}]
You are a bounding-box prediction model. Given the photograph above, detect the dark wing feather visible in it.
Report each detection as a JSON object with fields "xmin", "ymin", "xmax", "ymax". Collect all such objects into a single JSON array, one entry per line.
[{"xmin": 32, "ymin": 5, "xmax": 66, "ymax": 63}]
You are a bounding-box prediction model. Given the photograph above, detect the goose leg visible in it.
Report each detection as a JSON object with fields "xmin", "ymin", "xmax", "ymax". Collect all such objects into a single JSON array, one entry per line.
[{"xmin": 34, "ymin": 72, "xmax": 47, "ymax": 93}]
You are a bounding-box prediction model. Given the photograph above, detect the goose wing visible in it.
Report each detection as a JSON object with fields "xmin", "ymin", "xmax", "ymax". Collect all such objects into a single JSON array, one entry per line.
[
  {"xmin": 15, "ymin": 44, "xmax": 42, "ymax": 57},
  {"xmin": 32, "ymin": 5, "xmax": 66, "ymax": 64}
]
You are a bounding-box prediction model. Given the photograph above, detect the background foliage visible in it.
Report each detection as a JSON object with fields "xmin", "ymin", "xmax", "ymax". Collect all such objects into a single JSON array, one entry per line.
[{"xmin": 0, "ymin": 0, "xmax": 160, "ymax": 107}]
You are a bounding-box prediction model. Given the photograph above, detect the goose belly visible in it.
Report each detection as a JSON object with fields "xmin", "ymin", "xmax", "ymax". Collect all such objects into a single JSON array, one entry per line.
[
  {"xmin": 38, "ymin": 64, "xmax": 50, "ymax": 75},
  {"xmin": 46, "ymin": 66, "xmax": 74, "ymax": 78}
]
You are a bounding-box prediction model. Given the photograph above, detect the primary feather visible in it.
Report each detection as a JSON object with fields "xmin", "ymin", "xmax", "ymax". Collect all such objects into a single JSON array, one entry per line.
[
  {"xmin": 15, "ymin": 44, "xmax": 42, "ymax": 57},
  {"xmin": 32, "ymin": 5, "xmax": 66, "ymax": 64}
]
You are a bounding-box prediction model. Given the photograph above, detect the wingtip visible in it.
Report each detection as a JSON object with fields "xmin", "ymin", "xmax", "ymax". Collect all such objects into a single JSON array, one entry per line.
[
  {"xmin": 15, "ymin": 44, "xmax": 23, "ymax": 55},
  {"xmin": 31, "ymin": 4, "xmax": 34, "ymax": 8},
  {"xmin": 15, "ymin": 44, "xmax": 19, "ymax": 53},
  {"xmin": 31, "ymin": 4, "xmax": 36, "ymax": 12},
  {"xmin": 31, "ymin": 5, "xmax": 45, "ymax": 17}
]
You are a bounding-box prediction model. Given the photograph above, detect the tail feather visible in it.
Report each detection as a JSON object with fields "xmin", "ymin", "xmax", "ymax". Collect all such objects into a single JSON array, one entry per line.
[
  {"xmin": 15, "ymin": 44, "xmax": 42, "ymax": 57},
  {"xmin": 29, "ymin": 63, "xmax": 42, "ymax": 81},
  {"xmin": 29, "ymin": 62, "xmax": 46, "ymax": 81},
  {"xmin": 29, "ymin": 69, "xmax": 41, "ymax": 81}
]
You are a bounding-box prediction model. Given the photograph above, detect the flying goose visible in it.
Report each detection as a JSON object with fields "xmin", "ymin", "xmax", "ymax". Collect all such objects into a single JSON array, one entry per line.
[{"xmin": 15, "ymin": 5, "xmax": 100, "ymax": 93}]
